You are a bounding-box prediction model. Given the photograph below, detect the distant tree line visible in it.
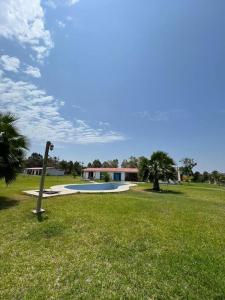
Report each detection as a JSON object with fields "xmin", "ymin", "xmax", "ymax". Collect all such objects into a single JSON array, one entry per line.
[
  {"xmin": 87, "ymin": 159, "xmax": 119, "ymax": 168},
  {"xmin": 192, "ymin": 170, "xmax": 225, "ymax": 185}
]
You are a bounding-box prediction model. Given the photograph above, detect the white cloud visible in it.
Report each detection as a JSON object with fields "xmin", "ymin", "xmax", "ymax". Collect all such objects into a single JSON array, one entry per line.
[
  {"xmin": 44, "ymin": 0, "xmax": 79, "ymax": 8},
  {"xmin": 24, "ymin": 65, "xmax": 41, "ymax": 78},
  {"xmin": 67, "ymin": 0, "xmax": 79, "ymax": 6},
  {"xmin": 0, "ymin": 74, "xmax": 125, "ymax": 144},
  {"xmin": 0, "ymin": 0, "xmax": 53, "ymax": 62},
  {"xmin": 66, "ymin": 16, "xmax": 73, "ymax": 21},
  {"xmin": 45, "ymin": 0, "xmax": 57, "ymax": 9},
  {"xmin": 72, "ymin": 104, "xmax": 86, "ymax": 112},
  {"xmin": 98, "ymin": 121, "xmax": 110, "ymax": 127},
  {"xmin": 0, "ymin": 55, "xmax": 20, "ymax": 72},
  {"xmin": 57, "ymin": 21, "xmax": 66, "ymax": 29}
]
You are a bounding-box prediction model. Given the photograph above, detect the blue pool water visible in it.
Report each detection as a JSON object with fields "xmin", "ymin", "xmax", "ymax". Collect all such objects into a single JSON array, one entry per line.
[{"xmin": 65, "ymin": 183, "xmax": 123, "ymax": 191}]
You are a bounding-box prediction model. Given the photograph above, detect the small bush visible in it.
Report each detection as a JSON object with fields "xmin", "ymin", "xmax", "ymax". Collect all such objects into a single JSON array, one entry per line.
[{"xmin": 102, "ymin": 172, "xmax": 110, "ymax": 182}]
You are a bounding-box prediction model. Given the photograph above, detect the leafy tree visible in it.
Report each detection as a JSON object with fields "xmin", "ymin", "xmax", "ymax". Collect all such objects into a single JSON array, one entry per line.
[
  {"xmin": 92, "ymin": 159, "xmax": 102, "ymax": 168},
  {"xmin": 121, "ymin": 156, "xmax": 138, "ymax": 168},
  {"xmin": 102, "ymin": 161, "xmax": 110, "ymax": 168},
  {"xmin": 148, "ymin": 151, "xmax": 176, "ymax": 191},
  {"xmin": 102, "ymin": 172, "xmax": 110, "ymax": 182},
  {"xmin": 102, "ymin": 159, "xmax": 119, "ymax": 168},
  {"xmin": 48, "ymin": 156, "xmax": 59, "ymax": 168},
  {"xmin": 72, "ymin": 169, "xmax": 77, "ymax": 178},
  {"xmin": 127, "ymin": 156, "xmax": 138, "ymax": 168},
  {"xmin": 180, "ymin": 158, "xmax": 197, "ymax": 176},
  {"xmin": 202, "ymin": 171, "xmax": 210, "ymax": 183},
  {"xmin": 68, "ymin": 161, "xmax": 74, "ymax": 174},
  {"xmin": 121, "ymin": 159, "xmax": 129, "ymax": 168},
  {"xmin": 138, "ymin": 156, "xmax": 149, "ymax": 181},
  {"xmin": 59, "ymin": 160, "xmax": 69, "ymax": 173},
  {"xmin": 73, "ymin": 161, "xmax": 83, "ymax": 176},
  {"xmin": 210, "ymin": 170, "xmax": 220, "ymax": 184},
  {"xmin": 24, "ymin": 152, "xmax": 43, "ymax": 167},
  {"xmin": 110, "ymin": 159, "xmax": 119, "ymax": 168},
  {"xmin": 218, "ymin": 173, "xmax": 225, "ymax": 186},
  {"xmin": 0, "ymin": 113, "xmax": 28, "ymax": 184},
  {"xmin": 193, "ymin": 171, "xmax": 203, "ymax": 182}
]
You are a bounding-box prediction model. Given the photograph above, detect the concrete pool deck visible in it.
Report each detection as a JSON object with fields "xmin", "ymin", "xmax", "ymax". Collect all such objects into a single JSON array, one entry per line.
[{"xmin": 23, "ymin": 182, "xmax": 137, "ymax": 198}]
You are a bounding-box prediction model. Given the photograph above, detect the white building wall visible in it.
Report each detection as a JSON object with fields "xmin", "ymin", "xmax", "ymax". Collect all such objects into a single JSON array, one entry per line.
[
  {"xmin": 94, "ymin": 172, "xmax": 101, "ymax": 180},
  {"xmin": 121, "ymin": 172, "xmax": 125, "ymax": 181},
  {"xmin": 46, "ymin": 169, "xmax": 64, "ymax": 176},
  {"xmin": 83, "ymin": 172, "xmax": 89, "ymax": 179},
  {"xmin": 107, "ymin": 172, "xmax": 112, "ymax": 180}
]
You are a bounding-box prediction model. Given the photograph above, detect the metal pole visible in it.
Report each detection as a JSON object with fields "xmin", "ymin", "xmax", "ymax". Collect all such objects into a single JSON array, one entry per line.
[
  {"xmin": 177, "ymin": 166, "xmax": 181, "ymax": 183},
  {"xmin": 32, "ymin": 141, "xmax": 51, "ymax": 214}
]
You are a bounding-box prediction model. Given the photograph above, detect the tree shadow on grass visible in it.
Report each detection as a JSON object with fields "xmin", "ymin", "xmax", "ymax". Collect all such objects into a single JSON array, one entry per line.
[
  {"xmin": 143, "ymin": 189, "xmax": 184, "ymax": 195},
  {"xmin": 0, "ymin": 196, "xmax": 19, "ymax": 210}
]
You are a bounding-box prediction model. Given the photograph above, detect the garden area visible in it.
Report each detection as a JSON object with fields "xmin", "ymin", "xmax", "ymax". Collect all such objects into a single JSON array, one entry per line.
[{"xmin": 0, "ymin": 175, "xmax": 225, "ymax": 299}]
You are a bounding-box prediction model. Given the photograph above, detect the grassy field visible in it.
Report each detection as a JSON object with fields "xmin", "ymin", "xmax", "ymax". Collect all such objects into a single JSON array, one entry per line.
[{"xmin": 1, "ymin": 175, "xmax": 225, "ymax": 299}]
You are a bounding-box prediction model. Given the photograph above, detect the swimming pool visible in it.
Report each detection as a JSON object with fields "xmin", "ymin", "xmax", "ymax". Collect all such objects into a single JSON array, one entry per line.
[
  {"xmin": 24, "ymin": 182, "xmax": 137, "ymax": 197},
  {"xmin": 65, "ymin": 182, "xmax": 124, "ymax": 191}
]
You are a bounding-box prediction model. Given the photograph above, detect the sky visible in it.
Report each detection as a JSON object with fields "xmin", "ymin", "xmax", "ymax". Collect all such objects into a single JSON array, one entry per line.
[{"xmin": 0, "ymin": 0, "xmax": 225, "ymax": 172}]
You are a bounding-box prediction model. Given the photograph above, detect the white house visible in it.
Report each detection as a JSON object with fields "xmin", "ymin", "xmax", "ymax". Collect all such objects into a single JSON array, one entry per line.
[
  {"xmin": 23, "ymin": 167, "xmax": 65, "ymax": 176},
  {"xmin": 82, "ymin": 168, "xmax": 139, "ymax": 181}
]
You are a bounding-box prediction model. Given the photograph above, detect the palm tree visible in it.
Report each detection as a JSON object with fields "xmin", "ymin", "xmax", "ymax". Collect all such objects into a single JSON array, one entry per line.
[
  {"xmin": 148, "ymin": 151, "xmax": 176, "ymax": 191},
  {"xmin": 0, "ymin": 113, "xmax": 28, "ymax": 185}
]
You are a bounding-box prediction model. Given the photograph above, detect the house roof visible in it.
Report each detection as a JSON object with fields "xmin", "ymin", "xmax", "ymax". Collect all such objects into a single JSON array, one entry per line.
[{"xmin": 82, "ymin": 168, "xmax": 139, "ymax": 173}]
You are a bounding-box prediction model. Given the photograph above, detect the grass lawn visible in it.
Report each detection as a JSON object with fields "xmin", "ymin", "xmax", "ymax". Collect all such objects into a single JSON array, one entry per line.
[{"xmin": 1, "ymin": 176, "xmax": 225, "ymax": 299}]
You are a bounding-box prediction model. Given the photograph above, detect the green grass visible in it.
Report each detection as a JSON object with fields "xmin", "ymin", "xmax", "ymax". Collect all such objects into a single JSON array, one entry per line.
[{"xmin": 1, "ymin": 176, "xmax": 225, "ymax": 299}]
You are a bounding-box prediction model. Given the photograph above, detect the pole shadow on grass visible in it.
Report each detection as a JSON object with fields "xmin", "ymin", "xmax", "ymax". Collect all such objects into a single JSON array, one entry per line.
[
  {"xmin": 143, "ymin": 189, "xmax": 184, "ymax": 195},
  {"xmin": 36, "ymin": 212, "xmax": 49, "ymax": 222},
  {"xmin": 0, "ymin": 196, "xmax": 19, "ymax": 210}
]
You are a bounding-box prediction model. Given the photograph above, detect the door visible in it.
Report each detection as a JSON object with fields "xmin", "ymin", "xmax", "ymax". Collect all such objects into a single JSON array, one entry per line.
[
  {"xmin": 88, "ymin": 172, "xmax": 94, "ymax": 179},
  {"xmin": 113, "ymin": 172, "xmax": 121, "ymax": 181}
]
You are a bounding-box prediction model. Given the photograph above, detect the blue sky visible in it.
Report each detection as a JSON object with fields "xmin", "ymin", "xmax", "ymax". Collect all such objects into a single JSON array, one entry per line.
[{"xmin": 0, "ymin": 0, "xmax": 225, "ymax": 171}]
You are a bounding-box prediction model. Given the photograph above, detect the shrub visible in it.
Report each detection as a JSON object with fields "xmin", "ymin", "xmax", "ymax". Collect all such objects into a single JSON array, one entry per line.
[{"xmin": 102, "ymin": 172, "xmax": 110, "ymax": 182}]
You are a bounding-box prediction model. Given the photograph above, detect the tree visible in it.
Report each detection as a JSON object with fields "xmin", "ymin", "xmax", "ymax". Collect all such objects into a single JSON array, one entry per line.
[
  {"xmin": 202, "ymin": 171, "xmax": 210, "ymax": 183},
  {"xmin": 193, "ymin": 171, "xmax": 203, "ymax": 182},
  {"xmin": 24, "ymin": 152, "xmax": 43, "ymax": 167},
  {"xmin": 121, "ymin": 159, "xmax": 128, "ymax": 168},
  {"xmin": 102, "ymin": 161, "xmax": 110, "ymax": 168},
  {"xmin": 210, "ymin": 170, "xmax": 220, "ymax": 184},
  {"xmin": 138, "ymin": 156, "xmax": 149, "ymax": 181},
  {"xmin": 180, "ymin": 158, "xmax": 197, "ymax": 177},
  {"xmin": 92, "ymin": 159, "xmax": 102, "ymax": 168},
  {"xmin": 102, "ymin": 159, "xmax": 119, "ymax": 168},
  {"xmin": 110, "ymin": 159, "xmax": 119, "ymax": 168},
  {"xmin": 59, "ymin": 160, "xmax": 69, "ymax": 173},
  {"xmin": 121, "ymin": 156, "xmax": 138, "ymax": 168},
  {"xmin": 73, "ymin": 161, "xmax": 83, "ymax": 176},
  {"xmin": 68, "ymin": 161, "xmax": 74, "ymax": 174},
  {"xmin": 128, "ymin": 156, "xmax": 138, "ymax": 168},
  {"xmin": 48, "ymin": 156, "xmax": 59, "ymax": 168},
  {"xmin": 0, "ymin": 113, "xmax": 28, "ymax": 184},
  {"xmin": 148, "ymin": 151, "xmax": 176, "ymax": 191},
  {"xmin": 102, "ymin": 172, "xmax": 110, "ymax": 182}
]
